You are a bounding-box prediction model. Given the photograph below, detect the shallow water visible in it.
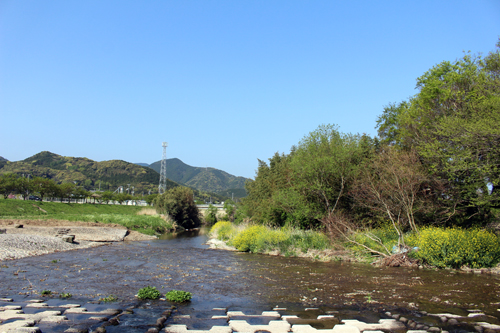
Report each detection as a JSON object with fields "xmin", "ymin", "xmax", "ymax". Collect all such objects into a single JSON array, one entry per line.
[{"xmin": 1, "ymin": 228, "xmax": 499, "ymax": 332}]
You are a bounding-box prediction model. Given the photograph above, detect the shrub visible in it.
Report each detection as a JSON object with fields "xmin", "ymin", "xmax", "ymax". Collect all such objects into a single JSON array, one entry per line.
[
  {"xmin": 350, "ymin": 225, "xmax": 400, "ymax": 256},
  {"xmin": 204, "ymin": 204, "xmax": 218, "ymax": 225},
  {"xmin": 41, "ymin": 290, "xmax": 51, "ymax": 296},
  {"xmin": 137, "ymin": 286, "xmax": 161, "ymax": 300},
  {"xmin": 60, "ymin": 292, "xmax": 72, "ymax": 298},
  {"xmin": 210, "ymin": 221, "xmax": 235, "ymax": 241},
  {"xmin": 410, "ymin": 227, "xmax": 500, "ymax": 268},
  {"xmin": 232, "ymin": 225, "xmax": 268, "ymax": 252},
  {"xmin": 154, "ymin": 187, "xmax": 201, "ymax": 229},
  {"xmin": 165, "ymin": 290, "xmax": 192, "ymax": 302}
]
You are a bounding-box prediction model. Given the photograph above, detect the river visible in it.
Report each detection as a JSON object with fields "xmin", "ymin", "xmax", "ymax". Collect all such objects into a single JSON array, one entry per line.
[{"xmin": 1, "ymin": 228, "xmax": 499, "ymax": 332}]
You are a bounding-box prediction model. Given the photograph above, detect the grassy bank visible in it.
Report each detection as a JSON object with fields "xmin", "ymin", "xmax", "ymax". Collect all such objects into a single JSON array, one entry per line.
[
  {"xmin": 210, "ymin": 221, "xmax": 500, "ymax": 269},
  {"xmin": 209, "ymin": 221, "xmax": 348, "ymax": 261},
  {"xmin": 0, "ymin": 199, "xmax": 173, "ymax": 236}
]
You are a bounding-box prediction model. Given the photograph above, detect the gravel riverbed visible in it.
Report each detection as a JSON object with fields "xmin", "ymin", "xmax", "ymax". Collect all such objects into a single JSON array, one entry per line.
[{"xmin": 0, "ymin": 234, "xmax": 103, "ymax": 260}]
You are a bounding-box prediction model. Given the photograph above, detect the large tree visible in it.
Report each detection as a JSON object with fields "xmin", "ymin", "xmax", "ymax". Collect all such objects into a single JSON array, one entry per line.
[{"xmin": 376, "ymin": 40, "xmax": 500, "ymax": 221}]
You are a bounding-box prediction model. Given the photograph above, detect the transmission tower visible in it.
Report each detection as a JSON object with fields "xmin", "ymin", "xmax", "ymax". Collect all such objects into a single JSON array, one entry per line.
[{"xmin": 159, "ymin": 142, "xmax": 168, "ymax": 194}]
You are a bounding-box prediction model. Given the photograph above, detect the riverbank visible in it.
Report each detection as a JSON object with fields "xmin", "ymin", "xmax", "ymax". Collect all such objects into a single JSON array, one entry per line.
[{"xmin": 0, "ymin": 219, "xmax": 157, "ymax": 261}]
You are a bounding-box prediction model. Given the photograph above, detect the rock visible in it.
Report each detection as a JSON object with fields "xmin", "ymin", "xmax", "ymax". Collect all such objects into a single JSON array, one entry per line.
[
  {"xmin": 474, "ymin": 325, "xmax": 484, "ymax": 332},
  {"xmin": 109, "ymin": 317, "xmax": 120, "ymax": 325},
  {"xmin": 428, "ymin": 327, "xmax": 441, "ymax": 332},
  {"xmin": 440, "ymin": 317, "xmax": 448, "ymax": 323},
  {"xmin": 448, "ymin": 319, "xmax": 459, "ymax": 325},
  {"xmin": 0, "ymin": 229, "xmax": 6, "ymax": 234},
  {"xmin": 399, "ymin": 317, "xmax": 408, "ymax": 323},
  {"xmin": 14, "ymin": 224, "xmax": 23, "ymax": 228},
  {"xmin": 95, "ymin": 327, "xmax": 106, "ymax": 333},
  {"xmin": 61, "ymin": 235, "xmax": 75, "ymax": 243},
  {"xmin": 64, "ymin": 329, "xmax": 89, "ymax": 333},
  {"xmin": 392, "ymin": 314, "xmax": 401, "ymax": 320},
  {"xmin": 147, "ymin": 328, "xmax": 159, "ymax": 333},
  {"xmin": 156, "ymin": 316, "xmax": 167, "ymax": 326}
]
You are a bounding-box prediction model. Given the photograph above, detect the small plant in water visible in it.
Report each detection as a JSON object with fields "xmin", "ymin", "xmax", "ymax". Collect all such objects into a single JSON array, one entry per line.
[
  {"xmin": 51, "ymin": 259, "xmax": 59, "ymax": 264},
  {"xmin": 60, "ymin": 292, "xmax": 72, "ymax": 298},
  {"xmin": 365, "ymin": 294, "xmax": 373, "ymax": 303},
  {"xmin": 99, "ymin": 294, "xmax": 118, "ymax": 303},
  {"xmin": 41, "ymin": 290, "xmax": 52, "ymax": 296},
  {"xmin": 165, "ymin": 290, "xmax": 192, "ymax": 303},
  {"xmin": 137, "ymin": 286, "xmax": 161, "ymax": 300}
]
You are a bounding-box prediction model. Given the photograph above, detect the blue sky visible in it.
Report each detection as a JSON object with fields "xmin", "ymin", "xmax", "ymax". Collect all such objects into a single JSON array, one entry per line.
[{"xmin": 1, "ymin": 1, "xmax": 499, "ymax": 179}]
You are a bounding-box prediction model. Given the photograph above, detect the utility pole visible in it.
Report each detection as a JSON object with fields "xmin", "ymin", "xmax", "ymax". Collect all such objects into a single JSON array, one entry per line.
[{"xmin": 159, "ymin": 142, "xmax": 168, "ymax": 194}]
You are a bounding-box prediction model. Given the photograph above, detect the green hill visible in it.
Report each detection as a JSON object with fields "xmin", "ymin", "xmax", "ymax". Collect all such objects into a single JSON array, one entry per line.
[
  {"xmin": 0, "ymin": 151, "xmax": 177, "ymax": 194},
  {"xmin": 148, "ymin": 158, "xmax": 249, "ymax": 196}
]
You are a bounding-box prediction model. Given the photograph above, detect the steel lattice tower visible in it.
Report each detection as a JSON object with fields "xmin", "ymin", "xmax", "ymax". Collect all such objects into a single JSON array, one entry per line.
[{"xmin": 159, "ymin": 142, "xmax": 168, "ymax": 194}]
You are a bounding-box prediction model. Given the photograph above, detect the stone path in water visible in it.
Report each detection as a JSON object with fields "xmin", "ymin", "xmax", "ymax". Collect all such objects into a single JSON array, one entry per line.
[{"xmin": 2, "ymin": 297, "xmax": 500, "ymax": 333}]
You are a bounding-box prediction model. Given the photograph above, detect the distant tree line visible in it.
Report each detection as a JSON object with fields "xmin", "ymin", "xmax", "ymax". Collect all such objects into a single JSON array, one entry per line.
[
  {"xmin": 238, "ymin": 40, "xmax": 500, "ymax": 242},
  {"xmin": 0, "ymin": 173, "xmax": 158, "ymax": 205}
]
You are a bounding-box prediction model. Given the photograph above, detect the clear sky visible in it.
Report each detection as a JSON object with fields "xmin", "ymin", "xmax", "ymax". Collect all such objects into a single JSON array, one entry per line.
[{"xmin": 1, "ymin": 1, "xmax": 499, "ymax": 179}]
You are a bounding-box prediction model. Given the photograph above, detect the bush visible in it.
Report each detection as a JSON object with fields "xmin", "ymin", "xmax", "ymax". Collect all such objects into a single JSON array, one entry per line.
[
  {"xmin": 204, "ymin": 204, "xmax": 218, "ymax": 225},
  {"xmin": 210, "ymin": 221, "xmax": 235, "ymax": 241},
  {"xmin": 165, "ymin": 290, "xmax": 192, "ymax": 302},
  {"xmin": 232, "ymin": 225, "xmax": 268, "ymax": 252},
  {"xmin": 409, "ymin": 227, "xmax": 500, "ymax": 268},
  {"xmin": 154, "ymin": 187, "xmax": 201, "ymax": 229},
  {"xmin": 350, "ymin": 225, "xmax": 400, "ymax": 256},
  {"xmin": 137, "ymin": 286, "xmax": 161, "ymax": 300}
]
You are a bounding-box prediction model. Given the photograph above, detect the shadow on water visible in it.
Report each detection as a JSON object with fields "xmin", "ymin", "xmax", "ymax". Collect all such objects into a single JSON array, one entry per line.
[{"xmin": 1, "ymin": 227, "xmax": 499, "ymax": 332}]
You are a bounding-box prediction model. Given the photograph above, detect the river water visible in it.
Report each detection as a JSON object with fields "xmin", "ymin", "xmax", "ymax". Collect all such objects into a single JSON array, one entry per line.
[{"xmin": 1, "ymin": 228, "xmax": 499, "ymax": 332}]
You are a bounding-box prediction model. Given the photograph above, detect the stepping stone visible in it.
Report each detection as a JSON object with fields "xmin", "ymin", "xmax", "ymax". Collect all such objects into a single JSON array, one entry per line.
[
  {"xmin": 229, "ymin": 319, "xmax": 291, "ymax": 333},
  {"xmin": 164, "ymin": 324, "xmax": 232, "ymax": 333},
  {"xmin": 227, "ymin": 310, "xmax": 280, "ymax": 318},
  {"xmin": 475, "ymin": 322, "xmax": 500, "ymax": 330},
  {"xmin": 58, "ymin": 304, "xmax": 81, "ymax": 308},
  {"xmin": 27, "ymin": 300, "xmax": 44, "ymax": 303},
  {"xmin": 0, "ymin": 320, "xmax": 39, "ymax": 332},
  {"xmin": 341, "ymin": 319, "xmax": 406, "ymax": 331},
  {"xmin": 26, "ymin": 303, "xmax": 49, "ymax": 308},
  {"xmin": 0, "ymin": 305, "xmax": 22, "ymax": 311},
  {"xmin": 0, "ymin": 298, "xmax": 13, "ymax": 302},
  {"xmin": 291, "ymin": 324, "xmax": 360, "ymax": 333}
]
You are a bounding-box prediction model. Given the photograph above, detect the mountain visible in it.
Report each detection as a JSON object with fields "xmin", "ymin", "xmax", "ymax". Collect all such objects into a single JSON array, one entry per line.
[
  {"xmin": 147, "ymin": 158, "xmax": 249, "ymax": 195},
  {"xmin": 0, "ymin": 152, "xmax": 249, "ymax": 198},
  {"xmin": 0, "ymin": 151, "xmax": 177, "ymax": 194}
]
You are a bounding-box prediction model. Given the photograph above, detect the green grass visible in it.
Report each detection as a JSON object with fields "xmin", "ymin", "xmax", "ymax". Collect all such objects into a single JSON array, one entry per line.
[
  {"xmin": 210, "ymin": 221, "xmax": 330, "ymax": 256},
  {"xmin": 0, "ymin": 199, "xmax": 173, "ymax": 235}
]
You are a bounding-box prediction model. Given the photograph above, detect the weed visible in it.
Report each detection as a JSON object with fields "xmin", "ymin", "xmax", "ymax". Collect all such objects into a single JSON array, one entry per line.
[
  {"xmin": 99, "ymin": 295, "xmax": 118, "ymax": 303},
  {"xmin": 165, "ymin": 290, "xmax": 192, "ymax": 303},
  {"xmin": 137, "ymin": 286, "xmax": 161, "ymax": 300},
  {"xmin": 51, "ymin": 259, "xmax": 60, "ymax": 264},
  {"xmin": 41, "ymin": 290, "xmax": 52, "ymax": 296},
  {"xmin": 60, "ymin": 292, "xmax": 72, "ymax": 298}
]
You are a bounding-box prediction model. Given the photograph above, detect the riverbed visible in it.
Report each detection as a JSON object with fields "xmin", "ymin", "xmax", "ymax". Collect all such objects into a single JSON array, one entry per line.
[{"xmin": 1, "ymin": 228, "xmax": 499, "ymax": 332}]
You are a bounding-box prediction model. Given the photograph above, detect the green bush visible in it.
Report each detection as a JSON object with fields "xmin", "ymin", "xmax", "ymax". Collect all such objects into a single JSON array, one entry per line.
[
  {"xmin": 137, "ymin": 286, "xmax": 161, "ymax": 300},
  {"xmin": 154, "ymin": 187, "xmax": 201, "ymax": 229},
  {"xmin": 232, "ymin": 225, "xmax": 268, "ymax": 252},
  {"xmin": 99, "ymin": 294, "xmax": 118, "ymax": 303},
  {"xmin": 210, "ymin": 221, "xmax": 235, "ymax": 241},
  {"xmin": 41, "ymin": 290, "xmax": 51, "ymax": 296},
  {"xmin": 165, "ymin": 290, "xmax": 192, "ymax": 302},
  {"xmin": 204, "ymin": 204, "xmax": 218, "ymax": 225},
  {"xmin": 409, "ymin": 227, "xmax": 500, "ymax": 268}
]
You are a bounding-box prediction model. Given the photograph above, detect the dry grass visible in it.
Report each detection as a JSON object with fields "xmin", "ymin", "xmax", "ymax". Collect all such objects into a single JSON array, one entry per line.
[{"xmin": 136, "ymin": 208, "xmax": 158, "ymax": 216}]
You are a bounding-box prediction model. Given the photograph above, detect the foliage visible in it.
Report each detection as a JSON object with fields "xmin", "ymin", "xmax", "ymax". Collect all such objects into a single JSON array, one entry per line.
[
  {"xmin": 222, "ymin": 199, "xmax": 236, "ymax": 221},
  {"xmin": 154, "ymin": 187, "xmax": 201, "ymax": 229},
  {"xmin": 165, "ymin": 290, "xmax": 192, "ymax": 302},
  {"xmin": 407, "ymin": 227, "xmax": 500, "ymax": 268},
  {"xmin": 41, "ymin": 290, "xmax": 52, "ymax": 296},
  {"xmin": 137, "ymin": 286, "xmax": 161, "ymax": 300},
  {"xmin": 210, "ymin": 221, "xmax": 235, "ymax": 241},
  {"xmin": 350, "ymin": 147, "xmax": 438, "ymax": 248},
  {"xmin": 99, "ymin": 295, "xmax": 118, "ymax": 303},
  {"xmin": 204, "ymin": 204, "xmax": 218, "ymax": 225},
  {"xmin": 348, "ymin": 225, "xmax": 401, "ymax": 257},
  {"xmin": 212, "ymin": 222, "xmax": 330, "ymax": 255},
  {"xmin": 376, "ymin": 40, "xmax": 500, "ymax": 222},
  {"xmin": 60, "ymin": 292, "xmax": 72, "ymax": 298},
  {"xmin": 232, "ymin": 225, "xmax": 268, "ymax": 252}
]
